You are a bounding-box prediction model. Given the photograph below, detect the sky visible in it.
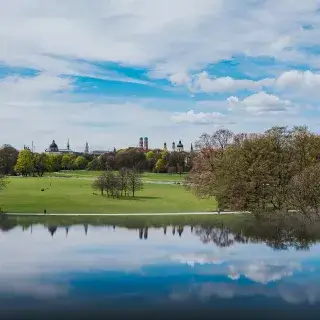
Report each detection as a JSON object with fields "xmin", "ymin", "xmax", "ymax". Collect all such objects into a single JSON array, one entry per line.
[{"xmin": 1, "ymin": 0, "xmax": 320, "ymax": 152}]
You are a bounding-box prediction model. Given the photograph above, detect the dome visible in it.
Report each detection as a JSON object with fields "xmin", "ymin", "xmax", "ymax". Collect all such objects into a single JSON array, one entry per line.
[
  {"xmin": 177, "ymin": 140, "xmax": 184, "ymax": 148},
  {"xmin": 49, "ymin": 140, "xmax": 59, "ymax": 151}
]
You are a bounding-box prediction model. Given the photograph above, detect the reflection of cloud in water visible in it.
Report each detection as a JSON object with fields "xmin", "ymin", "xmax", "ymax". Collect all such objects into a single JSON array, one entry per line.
[
  {"xmin": 170, "ymin": 281, "xmax": 320, "ymax": 305},
  {"xmin": 228, "ymin": 261, "xmax": 301, "ymax": 284},
  {"xmin": 170, "ymin": 253, "xmax": 225, "ymax": 267},
  {"xmin": 0, "ymin": 278, "xmax": 69, "ymax": 299}
]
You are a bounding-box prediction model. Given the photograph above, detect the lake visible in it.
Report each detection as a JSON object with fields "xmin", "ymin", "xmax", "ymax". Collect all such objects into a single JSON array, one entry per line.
[{"xmin": 1, "ymin": 220, "xmax": 320, "ymax": 319}]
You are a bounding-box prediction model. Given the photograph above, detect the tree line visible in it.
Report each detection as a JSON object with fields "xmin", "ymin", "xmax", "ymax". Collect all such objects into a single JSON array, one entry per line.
[
  {"xmin": 186, "ymin": 126, "xmax": 320, "ymax": 222},
  {"xmin": 0, "ymin": 145, "xmax": 195, "ymax": 177}
]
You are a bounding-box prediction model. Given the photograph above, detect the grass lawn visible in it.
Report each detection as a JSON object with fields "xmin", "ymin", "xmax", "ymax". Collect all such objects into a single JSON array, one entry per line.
[
  {"xmin": 0, "ymin": 177, "xmax": 216, "ymax": 214},
  {"xmin": 57, "ymin": 170, "xmax": 186, "ymax": 181}
]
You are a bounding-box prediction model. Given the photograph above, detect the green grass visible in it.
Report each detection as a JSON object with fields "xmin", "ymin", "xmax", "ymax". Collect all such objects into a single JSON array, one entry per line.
[
  {"xmin": 56, "ymin": 170, "xmax": 186, "ymax": 181},
  {"xmin": 0, "ymin": 177, "xmax": 216, "ymax": 214}
]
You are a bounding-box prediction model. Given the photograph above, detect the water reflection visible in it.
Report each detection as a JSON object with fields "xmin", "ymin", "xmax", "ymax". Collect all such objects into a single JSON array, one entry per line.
[{"xmin": 0, "ymin": 217, "xmax": 320, "ymax": 318}]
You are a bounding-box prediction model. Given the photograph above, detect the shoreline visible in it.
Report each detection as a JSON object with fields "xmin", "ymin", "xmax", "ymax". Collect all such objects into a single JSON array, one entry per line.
[{"xmin": 3, "ymin": 211, "xmax": 246, "ymax": 217}]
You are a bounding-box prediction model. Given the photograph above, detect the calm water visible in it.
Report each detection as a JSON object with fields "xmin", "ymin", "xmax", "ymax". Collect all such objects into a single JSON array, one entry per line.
[{"xmin": 1, "ymin": 222, "xmax": 320, "ymax": 319}]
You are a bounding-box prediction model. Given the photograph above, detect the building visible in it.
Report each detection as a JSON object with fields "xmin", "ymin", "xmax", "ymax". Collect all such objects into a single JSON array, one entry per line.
[{"xmin": 45, "ymin": 140, "xmax": 74, "ymax": 155}]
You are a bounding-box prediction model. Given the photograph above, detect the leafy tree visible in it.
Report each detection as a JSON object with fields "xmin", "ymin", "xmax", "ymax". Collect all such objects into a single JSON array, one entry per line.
[
  {"xmin": 33, "ymin": 153, "xmax": 49, "ymax": 176},
  {"xmin": 74, "ymin": 156, "xmax": 88, "ymax": 170},
  {"xmin": 87, "ymin": 157, "xmax": 100, "ymax": 171},
  {"xmin": 47, "ymin": 154, "xmax": 61, "ymax": 172},
  {"xmin": 14, "ymin": 149, "xmax": 34, "ymax": 176},
  {"xmin": 155, "ymin": 158, "xmax": 166, "ymax": 173},
  {"xmin": 115, "ymin": 148, "xmax": 146, "ymax": 170},
  {"xmin": 61, "ymin": 154, "xmax": 73, "ymax": 170},
  {"xmin": 146, "ymin": 151, "xmax": 155, "ymax": 161},
  {"xmin": 0, "ymin": 145, "xmax": 19, "ymax": 175}
]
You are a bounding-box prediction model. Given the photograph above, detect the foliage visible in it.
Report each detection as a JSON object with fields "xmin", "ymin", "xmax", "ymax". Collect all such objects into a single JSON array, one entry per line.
[
  {"xmin": 186, "ymin": 126, "xmax": 320, "ymax": 220},
  {"xmin": 61, "ymin": 154, "xmax": 73, "ymax": 170},
  {"xmin": 0, "ymin": 145, "xmax": 19, "ymax": 175},
  {"xmin": 33, "ymin": 153, "xmax": 49, "ymax": 176},
  {"xmin": 14, "ymin": 149, "xmax": 34, "ymax": 176},
  {"xmin": 74, "ymin": 156, "xmax": 88, "ymax": 170}
]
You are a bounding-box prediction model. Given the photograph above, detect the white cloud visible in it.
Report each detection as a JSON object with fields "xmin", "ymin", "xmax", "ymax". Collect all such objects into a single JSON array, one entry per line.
[
  {"xmin": 227, "ymin": 92, "xmax": 297, "ymax": 115},
  {"xmin": 0, "ymin": 73, "xmax": 187, "ymax": 151},
  {"xmin": 171, "ymin": 109, "xmax": 227, "ymax": 124},
  {"xmin": 1, "ymin": 0, "xmax": 320, "ymax": 76},
  {"xmin": 275, "ymin": 70, "xmax": 320, "ymax": 99},
  {"xmin": 168, "ymin": 71, "xmax": 274, "ymax": 93}
]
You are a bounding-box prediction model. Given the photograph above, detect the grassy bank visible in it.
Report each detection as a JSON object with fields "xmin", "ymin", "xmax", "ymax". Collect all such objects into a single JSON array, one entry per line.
[
  {"xmin": 55, "ymin": 170, "xmax": 186, "ymax": 181},
  {"xmin": 0, "ymin": 177, "xmax": 216, "ymax": 214},
  {"xmin": 0, "ymin": 213, "xmax": 250, "ymax": 229}
]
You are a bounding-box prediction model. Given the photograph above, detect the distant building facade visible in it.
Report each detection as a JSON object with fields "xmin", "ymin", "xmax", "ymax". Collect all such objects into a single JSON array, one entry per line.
[{"xmin": 45, "ymin": 140, "xmax": 74, "ymax": 155}]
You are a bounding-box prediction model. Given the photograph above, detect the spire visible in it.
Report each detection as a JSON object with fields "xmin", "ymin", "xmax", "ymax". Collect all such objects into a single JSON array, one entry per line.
[
  {"xmin": 85, "ymin": 141, "xmax": 89, "ymax": 154},
  {"xmin": 67, "ymin": 139, "xmax": 70, "ymax": 150}
]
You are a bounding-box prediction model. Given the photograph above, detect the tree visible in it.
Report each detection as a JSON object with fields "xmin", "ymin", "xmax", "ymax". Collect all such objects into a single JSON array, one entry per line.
[
  {"xmin": 74, "ymin": 156, "xmax": 88, "ymax": 170},
  {"xmin": 0, "ymin": 145, "xmax": 19, "ymax": 175},
  {"xmin": 287, "ymin": 164, "xmax": 320, "ymax": 221},
  {"xmin": 186, "ymin": 126, "xmax": 320, "ymax": 220},
  {"xmin": 127, "ymin": 169, "xmax": 143, "ymax": 197},
  {"xmin": 14, "ymin": 149, "xmax": 34, "ymax": 176},
  {"xmin": 146, "ymin": 151, "xmax": 155, "ymax": 161},
  {"xmin": 47, "ymin": 154, "xmax": 61, "ymax": 172},
  {"xmin": 155, "ymin": 158, "xmax": 166, "ymax": 173},
  {"xmin": 61, "ymin": 154, "xmax": 73, "ymax": 170},
  {"xmin": 118, "ymin": 167, "xmax": 130, "ymax": 196},
  {"xmin": 87, "ymin": 157, "xmax": 100, "ymax": 171},
  {"xmin": 33, "ymin": 153, "xmax": 49, "ymax": 176},
  {"xmin": 0, "ymin": 174, "xmax": 8, "ymax": 192},
  {"xmin": 92, "ymin": 173, "xmax": 107, "ymax": 195}
]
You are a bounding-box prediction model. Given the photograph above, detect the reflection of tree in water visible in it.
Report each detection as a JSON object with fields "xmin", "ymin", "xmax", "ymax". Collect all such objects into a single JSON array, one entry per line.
[
  {"xmin": 195, "ymin": 224, "xmax": 234, "ymax": 247},
  {"xmin": 0, "ymin": 215, "xmax": 319, "ymax": 251},
  {"xmin": 138, "ymin": 227, "xmax": 148, "ymax": 239},
  {"xmin": 194, "ymin": 220, "xmax": 318, "ymax": 251},
  {"xmin": 48, "ymin": 226, "xmax": 57, "ymax": 237},
  {"xmin": 163, "ymin": 226, "xmax": 167, "ymax": 235}
]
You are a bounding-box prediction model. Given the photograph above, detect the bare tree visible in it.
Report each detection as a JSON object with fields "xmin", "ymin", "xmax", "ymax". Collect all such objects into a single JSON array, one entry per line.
[
  {"xmin": 127, "ymin": 169, "xmax": 143, "ymax": 197},
  {"xmin": 92, "ymin": 173, "xmax": 107, "ymax": 195}
]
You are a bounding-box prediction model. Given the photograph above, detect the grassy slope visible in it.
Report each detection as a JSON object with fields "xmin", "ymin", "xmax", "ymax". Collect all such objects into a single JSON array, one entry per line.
[{"xmin": 0, "ymin": 177, "xmax": 216, "ymax": 213}]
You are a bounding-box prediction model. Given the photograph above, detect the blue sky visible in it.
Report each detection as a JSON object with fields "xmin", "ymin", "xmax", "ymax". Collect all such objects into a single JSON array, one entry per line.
[{"xmin": 1, "ymin": 0, "xmax": 320, "ymax": 152}]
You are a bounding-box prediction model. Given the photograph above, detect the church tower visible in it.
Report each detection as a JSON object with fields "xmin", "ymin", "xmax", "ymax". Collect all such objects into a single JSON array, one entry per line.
[
  {"xmin": 163, "ymin": 142, "xmax": 167, "ymax": 151},
  {"xmin": 85, "ymin": 142, "xmax": 89, "ymax": 154}
]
